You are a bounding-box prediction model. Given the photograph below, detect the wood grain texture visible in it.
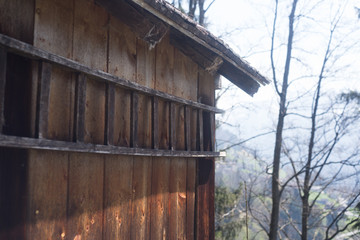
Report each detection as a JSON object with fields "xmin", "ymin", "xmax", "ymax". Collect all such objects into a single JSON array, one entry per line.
[
  {"xmin": 136, "ymin": 38, "xmax": 155, "ymax": 149},
  {"xmin": 26, "ymin": 150, "xmax": 68, "ymax": 240},
  {"xmin": 34, "ymin": 0, "xmax": 75, "ymax": 142},
  {"xmin": 136, "ymin": 94, "xmax": 152, "ymax": 148},
  {"xmin": 186, "ymin": 158, "xmax": 196, "ymax": 240},
  {"xmin": 173, "ymin": 48, "xmax": 198, "ymax": 101},
  {"xmin": 74, "ymin": 73, "xmax": 87, "ymax": 142},
  {"xmin": 73, "ymin": 0, "xmax": 107, "ymax": 145},
  {"xmin": 169, "ymin": 157, "xmax": 187, "ymax": 240},
  {"xmin": 34, "ymin": 0, "xmax": 74, "ymax": 58},
  {"xmin": 0, "ymin": 134, "xmax": 223, "ymax": 157},
  {"xmin": 67, "ymin": 152, "xmax": 104, "ymax": 240},
  {"xmin": 84, "ymin": 78, "xmax": 106, "ymax": 144},
  {"xmin": 73, "ymin": 0, "xmax": 108, "ymax": 72},
  {"xmin": 152, "ymin": 97, "xmax": 159, "ymax": 149},
  {"xmin": 105, "ymin": 83, "xmax": 115, "ymax": 145},
  {"xmin": 113, "ymin": 87, "xmax": 131, "ymax": 147},
  {"xmin": 47, "ymin": 67, "xmax": 74, "ymax": 141},
  {"xmin": 36, "ymin": 61, "xmax": 51, "ymax": 139},
  {"xmin": 131, "ymin": 92, "xmax": 139, "ymax": 148},
  {"xmin": 109, "ymin": 17, "xmax": 136, "ymax": 148},
  {"xmin": 103, "ymin": 155, "xmax": 133, "ymax": 240},
  {"xmin": 150, "ymin": 157, "xmax": 170, "ymax": 240},
  {"xmin": 136, "ymin": 38, "xmax": 155, "ymax": 88},
  {"xmin": 0, "ymin": 34, "xmax": 222, "ymax": 113},
  {"xmin": 108, "ymin": 17, "xmax": 136, "ymax": 81},
  {"xmin": 131, "ymin": 156, "xmax": 152, "ymax": 240},
  {"xmin": 0, "ymin": 0, "xmax": 35, "ymax": 44},
  {"xmin": 155, "ymin": 34, "xmax": 174, "ymax": 150}
]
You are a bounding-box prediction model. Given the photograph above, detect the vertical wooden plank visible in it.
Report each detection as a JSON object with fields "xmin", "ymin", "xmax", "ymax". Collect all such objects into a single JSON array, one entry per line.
[
  {"xmin": 197, "ymin": 68, "xmax": 216, "ymax": 240},
  {"xmin": 84, "ymin": 78, "xmax": 106, "ymax": 144},
  {"xmin": 136, "ymin": 38, "xmax": 155, "ymax": 89},
  {"xmin": 74, "ymin": 73, "xmax": 86, "ymax": 142},
  {"xmin": 136, "ymin": 38, "xmax": 155, "ymax": 149},
  {"xmin": 197, "ymin": 158, "xmax": 214, "ymax": 240},
  {"xmin": 105, "ymin": 83, "xmax": 115, "ymax": 145},
  {"xmin": 67, "ymin": 153, "xmax": 104, "ymax": 240},
  {"xmin": 113, "ymin": 87, "xmax": 131, "ymax": 147},
  {"xmin": 36, "ymin": 61, "xmax": 52, "ymax": 139},
  {"xmin": 130, "ymin": 156, "xmax": 152, "ymax": 240},
  {"xmin": 152, "ymin": 97, "xmax": 159, "ymax": 149},
  {"xmin": 73, "ymin": 0, "xmax": 108, "ymax": 71},
  {"xmin": 109, "ymin": 17, "xmax": 136, "ymax": 147},
  {"xmin": 185, "ymin": 106, "xmax": 191, "ymax": 151},
  {"xmin": 157, "ymin": 100, "xmax": 170, "ymax": 150},
  {"xmin": 186, "ymin": 158, "xmax": 196, "ymax": 240},
  {"xmin": 208, "ymin": 159, "xmax": 215, "ymax": 240},
  {"xmin": 169, "ymin": 102, "xmax": 176, "ymax": 151},
  {"xmin": 175, "ymin": 104, "xmax": 186, "ymax": 151},
  {"xmin": 34, "ymin": 0, "xmax": 74, "ymax": 59},
  {"xmin": 73, "ymin": 0, "xmax": 108, "ymax": 145},
  {"xmin": 26, "ymin": 150, "xmax": 68, "ymax": 240},
  {"xmin": 191, "ymin": 109, "xmax": 198, "ymax": 151},
  {"xmin": 169, "ymin": 157, "xmax": 188, "ymax": 240},
  {"xmin": 103, "ymin": 155, "xmax": 133, "ymax": 240},
  {"xmin": 150, "ymin": 157, "xmax": 170, "ymax": 240},
  {"xmin": 173, "ymin": 49, "xmax": 198, "ymax": 101},
  {"xmin": 0, "ymin": 0, "xmax": 35, "ymax": 44},
  {"xmin": 155, "ymin": 34, "xmax": 173, "ymax": 150},
  {"xmin": 34, "ymin": 0, "xmax": 75, "ymax": 142},
  {"xmin": 136, "ymin": 94, "xmax": 152, "ymax": 148},
  {"xmin": 0, "ymin": 48, "xmax": 6, "ymax": 133},
  {"xmin": 210, "ymin": 112, "xmax": 215, "ymax": 151},
  {"xmin": 198, "ymin": 109, "xmax": 204, "ymax": 151},
  {"xmin": 69, "ymin": 2, "xmax": 107, "ymax": 240},
  {"xmin": 131, "ymin": 92, "xmax": 139, "ymax": 148}
]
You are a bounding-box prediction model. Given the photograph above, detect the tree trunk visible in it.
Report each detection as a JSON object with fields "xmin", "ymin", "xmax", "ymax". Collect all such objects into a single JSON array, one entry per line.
[
  {"xmin": 198, "ymin": 0, "xmax": 205, "ymax": 26},
  {"xmin": 269, "ymin": 0, "xmax": 298, "ymax": 239}
]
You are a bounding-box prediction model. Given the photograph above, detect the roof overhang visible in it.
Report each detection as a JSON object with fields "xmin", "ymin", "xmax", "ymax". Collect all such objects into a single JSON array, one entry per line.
[{"xmin": 95, "ymin": 0, "xmax": 270, "ymax": 96}]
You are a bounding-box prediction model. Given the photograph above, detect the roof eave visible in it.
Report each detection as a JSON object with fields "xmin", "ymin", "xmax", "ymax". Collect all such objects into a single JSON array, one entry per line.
[{"xmin": 96, "ymin": 0, "xmax": 270, "ymax": 96}]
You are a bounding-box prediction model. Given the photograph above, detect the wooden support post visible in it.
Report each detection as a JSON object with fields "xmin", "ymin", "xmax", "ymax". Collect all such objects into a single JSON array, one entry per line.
[
  {"xmin": 105, "ymin": 83, "xmax": 115, "ymax": 145},
  {"xmin": 131, "ymin": 91, "xmax": 139, "ymax": 148},
  {"xmin": 185, "ymin": 106, "xmax": 191, "ymax": 151},
  {"xmin": 36, "ymin": 61, "xmax": 52, "ymax": 139},
  {"xmin": 169, "ymin": 102, "xmax": 176, "ymax": 151},
  {"xmin": 74, "ymin": 73, "xmax": 86, "ymax": 142},
  {"xmin": 210, "ymin": 112, "xmax": 215, "ymax": 151},
  {"xmin": 0, "ymin": 47, "xmax": 7, "ymax": 133},
  {"xmin": 198, "ymin": 109, "xmax": 204, "ymax": 151},
  {"xmin": 152, "ymin": 96, "xmax": 159, "ymax": 149}
]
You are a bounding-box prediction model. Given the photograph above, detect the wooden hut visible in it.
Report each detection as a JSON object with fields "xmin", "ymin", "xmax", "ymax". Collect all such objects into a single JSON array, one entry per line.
[{"xmin": 0, "ymin": 0, "xmax": 269, "ymax": 239}]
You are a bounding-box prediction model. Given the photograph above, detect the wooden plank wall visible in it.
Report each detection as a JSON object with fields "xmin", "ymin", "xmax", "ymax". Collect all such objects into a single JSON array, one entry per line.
[
  {"xmin": 0, "ymin": 0, "xmax": 35, "ymax": 239},
  {"xmin": 0, "ymin": 0, "xmax": 216, "ymax": 239}
]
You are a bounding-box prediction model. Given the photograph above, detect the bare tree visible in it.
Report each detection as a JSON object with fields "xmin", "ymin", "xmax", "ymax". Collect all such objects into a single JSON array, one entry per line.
[
  {"xmin": 267, "ymin": 0, "xmax": 360, "ymax": 239},
  {"xmin": 269, "ymin": 0, "xmax": 299, "ymax": 239},
  {"xmin": 170, "ymin": 0, "xmax": 215, "ymax": 26}
]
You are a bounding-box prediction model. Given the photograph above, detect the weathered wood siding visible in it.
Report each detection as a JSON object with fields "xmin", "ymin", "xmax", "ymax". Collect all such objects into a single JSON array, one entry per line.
[{"xmin": 0, "ymin": 0, "xmax": 216, "ymax": 239}]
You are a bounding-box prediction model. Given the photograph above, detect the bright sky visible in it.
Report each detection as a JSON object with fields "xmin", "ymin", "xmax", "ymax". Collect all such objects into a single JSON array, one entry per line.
[{"xmin": 204, "ymin": 0, "xmax": 360, "ymax": 156}]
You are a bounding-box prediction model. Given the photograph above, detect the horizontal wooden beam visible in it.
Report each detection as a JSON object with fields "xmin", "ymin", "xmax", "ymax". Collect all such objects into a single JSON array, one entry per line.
[
  {"xmin": 0, "ymin": 134, "xmax": 226, "ymax": 158},
  {"xmin": 0, "ymin": 33, "xmax": 222, "ymax": 114}
]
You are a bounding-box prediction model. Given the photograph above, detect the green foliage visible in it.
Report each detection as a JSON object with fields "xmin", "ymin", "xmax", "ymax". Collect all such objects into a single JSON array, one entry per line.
[
  {"xmin": 351, "ymin": 202, "xmax": 360, "ymax": 230},
  {"xmin": 215, "ymin": 185, "xmax": 244, "ymax": 240}
]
